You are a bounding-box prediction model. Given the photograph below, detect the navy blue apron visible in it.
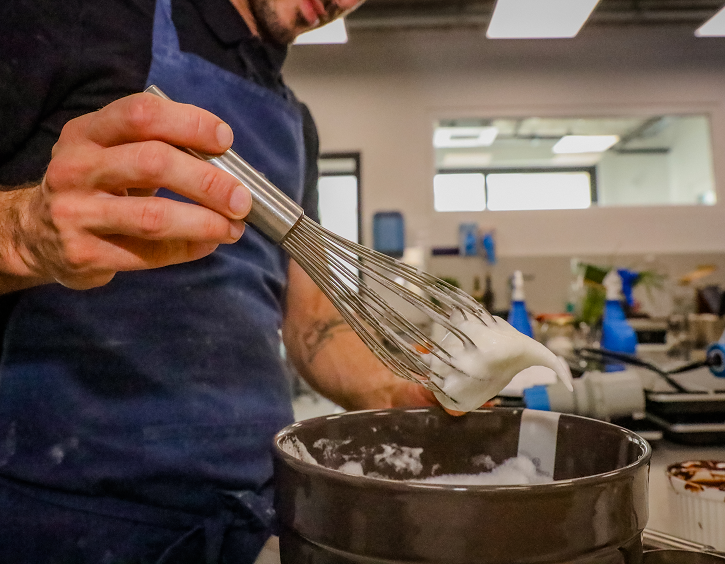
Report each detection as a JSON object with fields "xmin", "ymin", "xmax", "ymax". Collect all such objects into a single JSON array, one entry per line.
[{"xmin": 0, "ymin": 0, "xmax": 305, "ymax": 560}]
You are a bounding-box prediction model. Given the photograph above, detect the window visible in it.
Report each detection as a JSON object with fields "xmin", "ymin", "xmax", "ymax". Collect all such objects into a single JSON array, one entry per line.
[
  {"xmin": 433, "ymin": 115, "xmax": 716, "ymax": 211},
  {"xmin": 434, "ymin": 169, "xmax": 593, "ymax": 212},
  {"xmin": 317, "ymin": 153, "xmax": 361, "ymax": 244},
  {"xmin": 434, "ymin": 173, "xmax": 486, "ymax": 212},
  {"xmin": 486, "ymin": 170, "xmax": 592, "ymax": 211},
  {"xmin": 317, "ymin": 153, "xmax": 362, "ymax": 284}
]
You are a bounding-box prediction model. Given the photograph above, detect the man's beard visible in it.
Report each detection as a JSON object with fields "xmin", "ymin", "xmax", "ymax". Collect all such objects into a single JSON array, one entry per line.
[
  {"xmin": 247, "ymin": 0, "xmax": 295, "ymax": 44},
  {"xmin": 248, "ymin": 0, "xmax": 347, "ymax": 45}
]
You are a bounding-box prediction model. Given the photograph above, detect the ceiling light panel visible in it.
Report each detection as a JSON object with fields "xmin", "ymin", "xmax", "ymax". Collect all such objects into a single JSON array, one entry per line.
[
  {"xmin": 552, "ymin": 135, "xmax": 619, "ymax": 154},
  {"xmin": 294, "ymin": 18, "xmax": 348, "ymax": 45},
  {"xmin": 487, "ymin": 0, "xmax": 601, "ymax": 39},
  {"xmin": 696, "ymin": 5, "xmax": 725, "ymax": 36},
  {"xmin": 433, "ymin": 127, "xmax": 499, "ymax": 148}
]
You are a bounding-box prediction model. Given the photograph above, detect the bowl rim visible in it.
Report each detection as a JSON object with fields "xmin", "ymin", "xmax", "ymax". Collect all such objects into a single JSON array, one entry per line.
[{"xmin": 273, "ymin": 407, "xmax": 652, "ymax": 493}]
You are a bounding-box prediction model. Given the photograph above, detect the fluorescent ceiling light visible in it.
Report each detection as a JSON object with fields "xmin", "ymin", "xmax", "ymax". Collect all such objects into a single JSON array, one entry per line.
[
  {"xmin": 696, "ymin": 5, "xmax": 725, "ymax": 37},
  {"xmin": 552, "ymin": 135, "xmax": 619, "ymax": 154},
  {"xmin": 433, "ymin": 127, "xmax": 499, "ymax": 148},
  {"xmin": 487, "ymin": 0, "xmax": 601, "ymax": 39},
  {"xmin": 294, "ymin": 18, "xmax": 348, "ymax": 45}
]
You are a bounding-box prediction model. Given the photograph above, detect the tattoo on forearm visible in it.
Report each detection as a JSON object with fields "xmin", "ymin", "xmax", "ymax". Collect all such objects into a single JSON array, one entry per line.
[{"xmin": 303, "ymin": 317, "xmax": 351, "ymax": 364}]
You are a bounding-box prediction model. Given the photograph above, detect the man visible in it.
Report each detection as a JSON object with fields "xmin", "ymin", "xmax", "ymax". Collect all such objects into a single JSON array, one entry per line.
[{"xmin": 0, "ymin": 0, "xmax": 438, "ymax": 562}]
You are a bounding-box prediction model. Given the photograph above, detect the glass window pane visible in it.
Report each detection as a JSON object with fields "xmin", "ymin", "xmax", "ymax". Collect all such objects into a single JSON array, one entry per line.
[
  {"xmin": 318, "ymin": 175, "xmax": 358, "ymax": 243},
  {"xmin": 433, "ymin": 115, "xmax": 716, "ymax": 208},
  {"xmin": 486, "ymin": 172, "xmax": 592, "ymax": 211},
  {"xmin": 434, "ymin": 173, "xmax": 486, "ymax": 212}
]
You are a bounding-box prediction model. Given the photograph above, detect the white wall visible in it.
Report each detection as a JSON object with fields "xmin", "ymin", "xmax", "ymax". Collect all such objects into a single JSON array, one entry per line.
[{"xmin": 284, "ymin": 25, "xmax": 725, "ymax": 260}]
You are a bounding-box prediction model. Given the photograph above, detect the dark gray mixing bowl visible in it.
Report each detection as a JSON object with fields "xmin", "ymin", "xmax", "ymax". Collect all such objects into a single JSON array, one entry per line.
[{"xmin": 273, "ymin": 407, "xmax": 651, "ymax": 564}]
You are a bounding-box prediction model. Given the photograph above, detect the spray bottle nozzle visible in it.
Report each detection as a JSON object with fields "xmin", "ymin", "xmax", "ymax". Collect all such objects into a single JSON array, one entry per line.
[
  {"xmin": 511, "ymin": 270, "xmax": 525, "ymax": 302},
  {"xmin": 603, "ymin": 270, "xmax": 622, "ymax": 302},
  {"xmin": 617, "ymin": 269, "xmax": 639, "ymax": 308}
]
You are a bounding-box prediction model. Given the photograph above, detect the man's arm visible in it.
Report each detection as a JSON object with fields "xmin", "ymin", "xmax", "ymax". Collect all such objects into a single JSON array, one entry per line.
[
  {"xmin": 0, "ymin": 185, "xmax": 49, "ymax": 293},
  {"xmin": 282, "ymin": 259, "xmax": 439, "ymax": 411},
  {"xmin": 0, "ymin": 93, "xmax": 252, "ymax": 295}
]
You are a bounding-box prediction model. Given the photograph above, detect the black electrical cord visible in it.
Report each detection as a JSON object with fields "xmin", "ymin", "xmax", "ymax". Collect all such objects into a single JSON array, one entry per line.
[{"xmin": 574, "ymin": 347, "xmax": 705, "ymax": 394}]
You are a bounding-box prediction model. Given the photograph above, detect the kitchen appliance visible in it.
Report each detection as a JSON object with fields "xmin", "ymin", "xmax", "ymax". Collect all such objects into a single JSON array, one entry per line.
[
  {"xmin": 273, "ymin": 407, "xmax": 650, "ymax": 564},
  {"xmin": 551, "ymin": 348, "xmax": 725, "ymax": 445}
]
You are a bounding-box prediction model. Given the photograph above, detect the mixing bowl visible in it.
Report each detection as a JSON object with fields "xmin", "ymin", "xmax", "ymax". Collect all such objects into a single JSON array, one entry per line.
[{"xmin": 273, "ymin": 407, "xmax": 651, "ymax": 564}]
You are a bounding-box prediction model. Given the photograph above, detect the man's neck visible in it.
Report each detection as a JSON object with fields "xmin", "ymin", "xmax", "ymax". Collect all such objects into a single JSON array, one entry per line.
[{"xmin": 227, "ymin": 0, "xmax": 259, "ymax": 36}]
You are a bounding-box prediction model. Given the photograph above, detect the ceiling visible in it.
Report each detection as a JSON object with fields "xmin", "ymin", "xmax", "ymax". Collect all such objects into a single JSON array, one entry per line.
[{"xmin": 346, "ymin": 0, "xmax": 725, "ymax": 30}]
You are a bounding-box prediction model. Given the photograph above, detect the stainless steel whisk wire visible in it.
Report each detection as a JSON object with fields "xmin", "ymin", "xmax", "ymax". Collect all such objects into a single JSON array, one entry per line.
[
  {"xmin": 283, "ymin": 217, "xmax": 490, "ymax": 393},
  {"xmin": 145, "ymin": 85, "xmax": 495, "ymax": 400}
]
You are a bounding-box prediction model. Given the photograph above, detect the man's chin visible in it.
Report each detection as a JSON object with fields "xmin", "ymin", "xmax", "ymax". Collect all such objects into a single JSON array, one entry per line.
[
  {"xmin": 258, "ymin": 23, "xmax": 297, "ymax": 45},
  {"xmin": 248, "ymin": 0, "xmax": 300, "ymax": 44},
  {"xmin": 272, "ymin": 17, "xmax": 314, "ymax": 44}
]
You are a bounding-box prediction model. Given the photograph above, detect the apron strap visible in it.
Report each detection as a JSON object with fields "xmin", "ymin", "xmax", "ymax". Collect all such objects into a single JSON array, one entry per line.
[
  {"xmin": 221, "ymin": 489, "xmax": 277, "ymax": 531},
  {"xmin": 154, "ymin": 511, "xmax": 236, "ymax": 564}
]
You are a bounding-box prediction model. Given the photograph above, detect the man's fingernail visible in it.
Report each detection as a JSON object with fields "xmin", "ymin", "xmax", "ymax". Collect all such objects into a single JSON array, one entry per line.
[
  {"xmin": 230, "ymin": 186, "xmax": 251, "ymax": 217},
  {"xmin": 216, "ymin": 122, "xmax": 234, "ymax": 147},
  {"xmin": 229, "ymin": 219, "xmax": 245, "ymax": 239}
]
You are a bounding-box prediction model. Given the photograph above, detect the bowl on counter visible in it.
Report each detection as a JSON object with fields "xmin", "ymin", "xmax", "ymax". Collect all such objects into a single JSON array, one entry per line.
[
  {"xmin": 666, "ymin": 460, "xmax": 725, "ymax": 552},
  {"xmin": 273, "ymin": 407, "xmax": 651, "ymax": 564}
]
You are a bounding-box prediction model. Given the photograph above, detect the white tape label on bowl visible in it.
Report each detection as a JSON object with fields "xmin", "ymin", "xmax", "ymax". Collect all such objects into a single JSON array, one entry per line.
[{"xmin": 517, "ymin": 409, "xmax": 560, "ymax": 480}]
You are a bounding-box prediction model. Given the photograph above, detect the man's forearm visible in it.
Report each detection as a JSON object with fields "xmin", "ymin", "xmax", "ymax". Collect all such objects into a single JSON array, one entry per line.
[
  {"xmin": 0, "ymin": 184, "xmax": 52, "ymax": 294},
  {"xmin": 282, "ymin": 260, "xmax": 436, "ymax": 412},
  {"xmin": 286, "ymin": 310, "xmax": 404, "ymax": 410},
  {"xmin": 301, "ymin": 316, "xmax": 351, "ymax": 366},
  {"xmin": 289, "ymin": 310, "xmax": 384, "ymax": 410}
]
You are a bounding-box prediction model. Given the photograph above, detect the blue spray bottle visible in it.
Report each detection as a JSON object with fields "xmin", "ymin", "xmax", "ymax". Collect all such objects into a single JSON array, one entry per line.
[
  {"xmin": 507, "ymin": 270, "xmax": 533, "ymax": 338},
  {"xmin": 601, "ymin": 270, "xmax": 638, "ymax": 371}
]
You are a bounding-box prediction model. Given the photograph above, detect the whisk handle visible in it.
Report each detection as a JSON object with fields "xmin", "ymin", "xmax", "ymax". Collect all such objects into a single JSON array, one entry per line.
[
  {"xmin": 144, "ymin": 85, "xmax": 304, "ymax": 243},
  {"xmin": 196, "ymin": 146, "xmax": 304, "ymax": 243}
]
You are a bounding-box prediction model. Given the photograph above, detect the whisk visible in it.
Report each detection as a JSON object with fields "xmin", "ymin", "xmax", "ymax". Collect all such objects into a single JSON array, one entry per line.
[{"xmin": 146, "ymin": 86, "xmax": 492, "ymax": 398}]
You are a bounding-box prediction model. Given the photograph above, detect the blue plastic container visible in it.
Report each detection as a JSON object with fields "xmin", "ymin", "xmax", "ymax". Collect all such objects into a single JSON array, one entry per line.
[
  {"xmin": 508, "ymin": 301, "xmax": 534, "ymax": 338},
  {"xmin": 601, "ymin": 271, "xmax": 638, "ymax": 372},
  {"xmin": 372, "ymin": 211, "xmax": 405, "ymax": 258}
]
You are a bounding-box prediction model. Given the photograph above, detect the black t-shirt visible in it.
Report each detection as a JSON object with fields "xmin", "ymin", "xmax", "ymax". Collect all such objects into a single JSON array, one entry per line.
[{"xmin": 0, "ymin": 0, "xmax": 320, "ymax": 219}]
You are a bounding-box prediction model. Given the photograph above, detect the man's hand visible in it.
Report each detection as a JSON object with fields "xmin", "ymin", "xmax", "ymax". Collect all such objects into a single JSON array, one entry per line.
[{"xmin": 0, "ymin": 92, "xmax": 251, "ymax": 292}]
